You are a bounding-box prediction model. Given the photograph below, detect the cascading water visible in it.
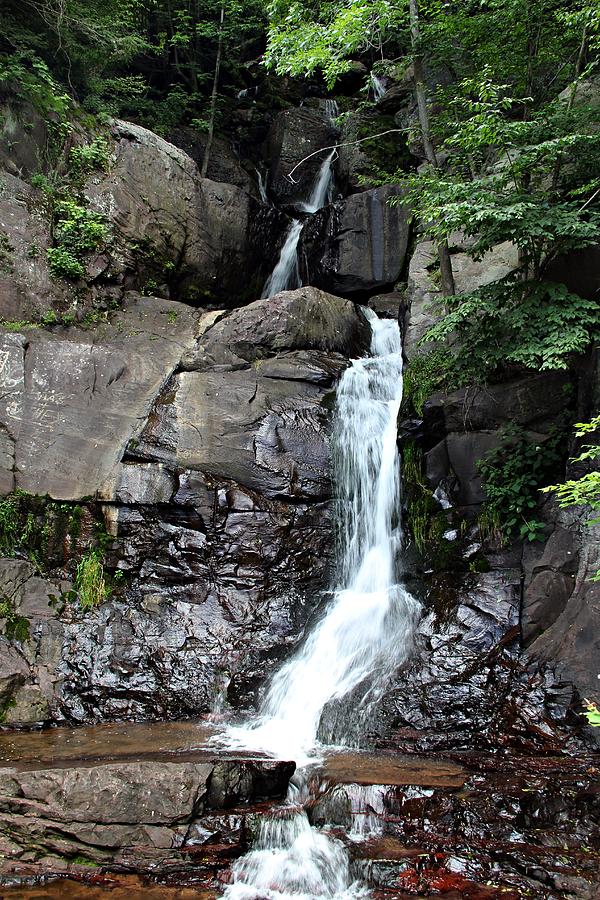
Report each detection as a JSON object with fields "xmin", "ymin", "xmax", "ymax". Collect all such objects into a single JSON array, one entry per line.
[
  {"xmin": 297, "ymin": 150, "xmax": 336, "ymax": 214},
  {"xmin": 221, "ymin": 311, "xmax": 421, "ymax": 900},
  {"xmin": 261, "ymin": 150, "xmax": 336, "ymax": 298},
  {"xmin": 261, "ymin": 220, "xmax": 303, "ymax": 298},
  {"xmin": 256, "ymin": 167, "xmax": 269, "ymax": 205},
  {"xmin": 370, "ymin": 73, "xmax": 386, "ymax": 101}
]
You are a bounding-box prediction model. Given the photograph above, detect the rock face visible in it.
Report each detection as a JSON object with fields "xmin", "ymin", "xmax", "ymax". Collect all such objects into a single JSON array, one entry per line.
[
  {"xmin": 0, "ymin": 295, "xmax": 200, "ymax": 499},
  {"xmin": 87, "ymin": 120, "xmax": 285, "ymax": 305},
  {"xmin": 0, "ymin": 288, "xmax": 369, "ymax": 724},
  {"xmin": 0, "ymin": 101, "xmax": 287, "ymax": 318},
  {"xmin": 403, "ymin": 238, "xmax": 518, "ymax": 360},
  {"xmin": 420, "ymin": 371, "xmax": 572, "ymax": 513},
  {"xmin": 0, "ymin": 752, "xmax": 294, "ymax": 875},
  {"xmin": 300, "ymin": 186, "xmax": 411, "ymax": 295}
]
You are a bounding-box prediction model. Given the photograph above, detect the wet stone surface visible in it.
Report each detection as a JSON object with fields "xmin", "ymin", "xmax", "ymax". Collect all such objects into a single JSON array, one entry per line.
[{"xmin": 0, "ymin": 723, "xmax": 598, "ymax": 898}]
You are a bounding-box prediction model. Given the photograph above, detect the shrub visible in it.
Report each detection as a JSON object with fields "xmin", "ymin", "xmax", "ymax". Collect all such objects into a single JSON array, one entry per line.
[
  {"xmin": 76, "ymin": 550, "xmax": 109, "ymax": 609},
  {"xmin": 478, "ymin": 424, "xmax": 564, "ymax": 542}
]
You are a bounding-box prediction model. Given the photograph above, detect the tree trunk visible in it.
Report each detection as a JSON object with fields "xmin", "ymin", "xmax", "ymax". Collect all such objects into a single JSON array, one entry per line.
[
  {"xmin": 409, "ymin": 0, "xmax": 455, "ymax": 297},
  {"xmin": 201, "ymin": 2, "xmax": 224, "ymax": 179}
]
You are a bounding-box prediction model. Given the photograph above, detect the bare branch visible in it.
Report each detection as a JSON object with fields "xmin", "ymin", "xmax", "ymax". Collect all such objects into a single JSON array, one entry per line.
[{"xmin": 286, "ymin": 129, "xmax": 406, "ymax": 183}]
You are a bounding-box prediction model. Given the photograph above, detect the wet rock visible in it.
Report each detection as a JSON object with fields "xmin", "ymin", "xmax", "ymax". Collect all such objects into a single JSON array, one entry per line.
[
  {"xmin": 0, "ymin": 754, "xmax": 294, "ymax": 876},
  {"xmin": 0, "ymin": 288, "xmax": 366, "ymax": 724},
  {"xmin": 300, "ymin": 186, "xmax": 411, "ymax": 295},
  {"xmin": 0, "ymin": 643, "xmax": 29, "ymax": 706}
]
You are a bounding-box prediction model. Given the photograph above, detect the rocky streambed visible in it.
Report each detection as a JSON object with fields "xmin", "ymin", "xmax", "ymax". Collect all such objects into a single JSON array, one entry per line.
[{"xmin": 0, "ymin": 721, "xmax": 598, "ymax": 898}]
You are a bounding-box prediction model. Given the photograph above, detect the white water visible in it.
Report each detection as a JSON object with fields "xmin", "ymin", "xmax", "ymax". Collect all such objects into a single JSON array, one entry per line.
[
  {"xmin": 221, "ymin": 313, "xmax": 420, "ymax": 899},
  {"xmin": 325, "ymin": 99, "xmax": 340, "ymax": 123},
  {"xmin": 297, "ymin": 149, "xmax": 336, "ymax": 214},
  {"xmin": 261, "ymin": 220, "xmax": 303, "ymax": 298},
  {"xmin": 370, "ymin": 73, "xmax": 386, "ymax": 101},
  {"xmin": 256, "ymin": 167, "xmax": 269, "ymax": 204},
  {"xmin": 225, "ymin": 312, "xmax": 420, "ymax": 760},
  {"xmin": 261, "ymin": 149, "xmax": 336, "ymax": 298}
]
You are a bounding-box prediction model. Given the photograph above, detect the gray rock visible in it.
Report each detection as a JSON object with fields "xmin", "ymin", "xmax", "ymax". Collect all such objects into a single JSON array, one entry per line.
[
  {"xmin": 301, "ymin": 186, "xmax": 411, "ymax": 295},
  {"xmin": 403, "ymin": 239, "xmax": 518, "ymax": 361},
  {"xmin": 86, "ymin": 121, "xmax": 284, "ymax": 304},
  {"xmin": 0, "ymin": 294, "xmax": 199, "ymax": 500},
  {"xmin": 424, "ymin": 372, "xmax": 573, "ymax": 435},
  {"xmin": 0, "ymin": 641, "xmax": 29, "ymax": 706},
  {"xmin": 0, "ymin": 174, "xmax": 70, "ymax": 321},
  {"xmin": 525, "ymin": 500, "xmax": 600, "ymax": 700}
]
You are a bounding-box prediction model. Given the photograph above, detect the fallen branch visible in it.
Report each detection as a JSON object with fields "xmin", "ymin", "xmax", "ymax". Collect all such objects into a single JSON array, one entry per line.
[{"xmin": 286, "ymin": 128, "xmax": 406, "ymax": 183}]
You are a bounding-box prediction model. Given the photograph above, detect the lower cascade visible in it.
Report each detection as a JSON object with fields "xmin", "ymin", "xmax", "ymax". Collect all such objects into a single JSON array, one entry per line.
[{"xmin": 222, "ymin": 311, "xmax": 421, "ymax": 899}]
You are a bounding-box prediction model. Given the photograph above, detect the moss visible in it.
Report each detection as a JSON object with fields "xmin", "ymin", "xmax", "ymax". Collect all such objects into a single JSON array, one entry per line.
[{"xmin": 401, "ymin": 349, "xmax": 450, "ymax": 418}]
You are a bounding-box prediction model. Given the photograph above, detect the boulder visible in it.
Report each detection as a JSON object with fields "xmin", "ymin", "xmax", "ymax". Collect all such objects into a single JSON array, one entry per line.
[
  {"xmin": 136, "ymin": 289, "xmax": 369, "ymax": 499},
  {"xmin": 424, "ymin": 372, "xmax": 573, "ymax": 436},
  {"xmin": 300, "ymin": 186, "xmax": 411, "ymax": 295},
  {"xmin": 267, "ymin": 108, "xmax": 337, "ymax": 207},
  {"xmin": 525, "ymin": 500, "xmax": 600, "ymax": 702},
  {"xmin": 86, "ymin": 120, "xmax": 285, "ymax": 304}
]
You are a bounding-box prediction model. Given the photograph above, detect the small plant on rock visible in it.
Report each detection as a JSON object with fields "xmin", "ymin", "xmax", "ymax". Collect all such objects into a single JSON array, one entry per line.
[
  {"xmin": 75, "ymin": 550, "xmax": 109, "ymax": 609},
  {"xmin": 478, "ymin": 424, "xmax": 564, "ymax": 542}
]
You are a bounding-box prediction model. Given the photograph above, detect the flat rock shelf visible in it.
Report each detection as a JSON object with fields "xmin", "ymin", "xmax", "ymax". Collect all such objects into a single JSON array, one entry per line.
[{"xmin": 0, "ymin": 721, "xmax": 598, "ymax": 899}]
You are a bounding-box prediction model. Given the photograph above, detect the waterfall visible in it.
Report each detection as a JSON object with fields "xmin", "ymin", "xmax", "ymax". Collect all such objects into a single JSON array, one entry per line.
[
  {"xmin": 297, "ymin": 150, "xmax": 336, "ymax": 214},
  {"xmin": 325, "ymin": 99, "xmax": 340, "ymax": 123},
  {"xmin": 256, "ymin": 167, "xmax": 269, "ymax": 204},
  {"xmin": 227, "ymin": 311, "xmax": 420, "ymax": 758},
  {"xmin": 221, "ymin": 311, "xmax": 420, "ymax": 899},
  {"xmin": 261, "ymin": 150, "xmax": 336, "ymax": 298},
  {"xmin": 261, "ymin": 220, "xmax": 302, "ymax": 298},
  {"xmin": 370, "ymin": 73, "xmax": 386, "ymax": 101}
]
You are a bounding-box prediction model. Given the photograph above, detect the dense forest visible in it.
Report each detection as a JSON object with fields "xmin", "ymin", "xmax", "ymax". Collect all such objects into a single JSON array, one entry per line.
[{"xmin": 0, "ymin": 1, "xmax": 599, "ymax": 896}]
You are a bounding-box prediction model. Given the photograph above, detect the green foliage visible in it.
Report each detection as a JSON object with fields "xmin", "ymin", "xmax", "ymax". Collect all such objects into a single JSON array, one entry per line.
[
  {"xmin": 0, "ymin": 50, "xmax": 72, "ymax": 122},
  {"xmin": 0, "ymin": 594, "xmax": 30, "ymax": 642},
  {"xmin": 265, "ymin": 0, "xmax": 406, "ymax": 88},
  {"xmin": 47, "ymin": 197, "xmax": 107, "ymax": 281},
  {"xmin": 478, "ymin": 425, "xmax": 564, "ymax": 542},
  {"xmin": 584, "ymin": 700, "xmax": 600, "ymax": 727},
  {"xmin": 543, "ymin": 416, "xmax": 600, "ymax": 578},
  {"xmin": 69, "ymin": 138, "xmax": 110, "ymax": 180},
  {"xmin": 421, "ymin": 277, "xmax": 600, "ymax": 384},
  {"xmin": 75, "ymin": 550, "xmax": 109, "ymax": 609},
  {"xmin": 46, "ymin": 248, "xmax": 85, "ymax": 280}
]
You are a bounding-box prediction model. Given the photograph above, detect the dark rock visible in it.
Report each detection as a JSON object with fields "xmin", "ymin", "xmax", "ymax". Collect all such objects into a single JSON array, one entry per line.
[
  {"xmin": 367, "ymin": 291, "xmax": 403, "ymax": 319},
  {"xmin": 300, "ymin": 186, "xmax": 411, "ymax": 295},
  {"xmin": 424, "ymin": 372, "xmax": 573, "ymax": 435},
  {"xmin": 168, "ymin": 127, "xmax": 254, "ymax": 192}
]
